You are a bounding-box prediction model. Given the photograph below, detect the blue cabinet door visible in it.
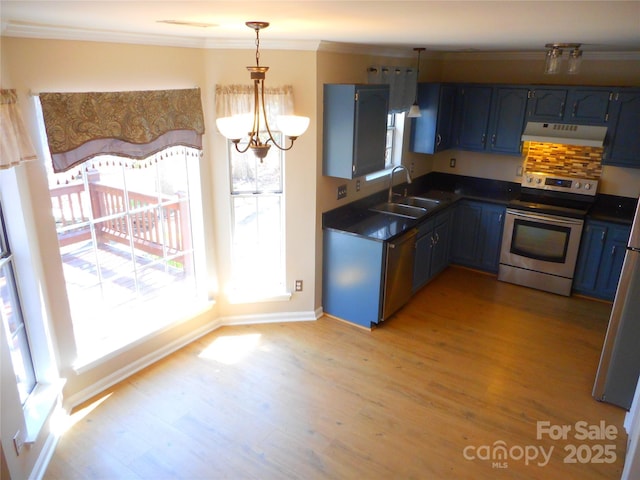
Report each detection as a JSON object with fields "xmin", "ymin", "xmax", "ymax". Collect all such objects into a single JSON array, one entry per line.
[
  {"xmin": 354, "ymin": 86, "xmax": 391, "ymax": 177},
  {"xmin": 479, "ymin": 203, "xmax": 506, "ymax": 273},
  {"xmin": 323, "ymin": 84, "xmax": 390, "ymax": 179},
  {"xmin": 599, "ymin": 225, "xmax": 631, "ymax": 299},
  {"xmin": 574, "ymin": 220, "xmax": 631, "ymax": 300},
  {"xmin": 574, "ymin": 222, "xmax": 607, "ymax": 293},
  {"xmin": 413, "ymin": 219, "xmax": 435, "ymax": 292},
  {"xmin": 566, "ymin": 88, "xmax": 612, "ymax": 125},
  {"xmin": 487, "ymin": 87, "xmax": 529, "ymax": 154},
  {"xmin": 410, "ymin": 84, "xmax": 457, "ymax": 154},
  {"xmin": 451, "ymin": 201, "xmax": 482, "ymax": 265},
  {"xmin": 455, "ymin": 85, "xmax": 493, "ymax": 151},
  {"xmin": 603, "ymin": 90, "xmax": 640, "ymax": 169},
  {"xmin": 451, "ymin": 200, "xmax": 505, "ymax": 273},
  {"xmin": 527, "ymin": 88, "xmax": 568, "ymax": 122},
  {"xmin": 431, "ymin": 211, "xmax": 452, "ymax": 276}
]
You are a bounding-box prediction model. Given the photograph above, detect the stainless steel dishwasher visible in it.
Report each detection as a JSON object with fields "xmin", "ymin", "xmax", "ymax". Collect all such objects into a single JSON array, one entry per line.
[{"xmin": 381, "ymin": 228, "xmax": 417, "ymax": 321}]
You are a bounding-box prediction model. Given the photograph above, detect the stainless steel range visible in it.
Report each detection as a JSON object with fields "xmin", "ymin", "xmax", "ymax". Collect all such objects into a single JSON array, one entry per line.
[{"xmin": 498, "ymin": 172, "xmax": 598, "ymax": 296}]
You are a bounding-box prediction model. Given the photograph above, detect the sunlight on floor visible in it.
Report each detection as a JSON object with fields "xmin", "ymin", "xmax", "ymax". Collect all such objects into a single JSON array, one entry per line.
[
  {"xmin": 199, "ymin": 333, "xmax": 262, "ymax": 365},
  {"xmin": 51, "ymin": 393, "xmax": 113, "ymax": 436}
]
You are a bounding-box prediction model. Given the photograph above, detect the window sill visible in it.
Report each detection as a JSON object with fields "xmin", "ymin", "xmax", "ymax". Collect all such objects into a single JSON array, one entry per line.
[
  {"xmin": 365, "ymin": 167, "xmax": 394, "ymax": 183},
  {"xmin": 72, "ymin": 298, "xmax": 215, "ymax": 373},
  {"xmin": 24, "ymin": 379, "xmax": 65, "ymax": 443}
]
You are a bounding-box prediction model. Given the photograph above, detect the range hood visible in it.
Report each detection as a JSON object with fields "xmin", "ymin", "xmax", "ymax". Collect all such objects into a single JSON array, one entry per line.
[{"xmin": 521, "ymin": 122, "xmax": 607, "ymax": 147}]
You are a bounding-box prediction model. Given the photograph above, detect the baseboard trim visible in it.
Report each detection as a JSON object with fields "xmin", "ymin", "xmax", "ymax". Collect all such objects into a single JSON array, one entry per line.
[
  {"xmin": 64, "ymin": 309, "xmax": 321, "ymax": 410},
  {"xmin": 63, "ymin": 316, "xmax": 224, "ymax": 409},
  {"xmin": 29, "ymin": 429, "xmax": 59, "ymax": 480}
]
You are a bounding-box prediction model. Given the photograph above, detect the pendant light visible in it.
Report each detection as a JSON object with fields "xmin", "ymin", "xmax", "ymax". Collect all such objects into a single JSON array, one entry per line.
[
  {"xmin": 216, "ymin": 22, "xmax": 309, "ymax": 160},
  {"xmin": 544, "ymin": 43, "xmax": 583, "ymax": 75},
  {"xmin": 407, "ymin": 47, "xmax": 425, "ymax": 118}
]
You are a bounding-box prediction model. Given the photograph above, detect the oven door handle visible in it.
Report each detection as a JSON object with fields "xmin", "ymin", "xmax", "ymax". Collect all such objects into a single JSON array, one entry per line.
[{"xmin": 506, "ymin": 209, "xmax": 583, "ymax": 226}]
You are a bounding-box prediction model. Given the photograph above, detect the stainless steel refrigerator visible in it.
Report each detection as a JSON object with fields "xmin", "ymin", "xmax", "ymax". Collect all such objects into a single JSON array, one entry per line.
[{"xmin": 593, "ymin": 197, "xmax": 640, "ymax": 410}]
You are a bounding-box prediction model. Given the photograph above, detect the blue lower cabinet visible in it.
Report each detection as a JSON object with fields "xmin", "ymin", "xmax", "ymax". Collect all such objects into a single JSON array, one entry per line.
[
  {"xmin": 574, "ymin": 220, "xmax": 631, "ymax": 300},
  {"xmin": 323, "ymin": 230, "xmax": 384, "ymax": 327},
  {"xmin": 413, "ymin": 209, "xmax": 452, "ymax": 292},
  {"xmin": 450, "ymin": 200, "xmax": 505, "ymax": 273}
]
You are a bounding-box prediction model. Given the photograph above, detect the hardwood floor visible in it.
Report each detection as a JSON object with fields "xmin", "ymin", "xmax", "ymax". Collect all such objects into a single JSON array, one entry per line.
[{"xmin": 44, "ymin": 267, "xmax": 627, "ymax": 479}]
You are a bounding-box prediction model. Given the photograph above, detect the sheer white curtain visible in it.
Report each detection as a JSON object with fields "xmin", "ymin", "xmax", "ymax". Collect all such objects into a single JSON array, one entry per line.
[
  {"xmin": 215, "ymin": 84, "xmax": 295, "ymax": 128},
  {"xmin": 1, "ymin": 89, "xmax": 37, "ymax": 170},
  {"xmin": 367, "ymin": 66, "xmax": 417, "ymax": 113}
]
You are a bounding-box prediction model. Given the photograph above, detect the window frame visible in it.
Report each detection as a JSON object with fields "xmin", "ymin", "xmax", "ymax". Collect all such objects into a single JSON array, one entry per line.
[
  {"xmin": 226, "ymin": 136, "xmax": 288, "ymax": 303},
  {"xmin": 43, "ymin": 149, "xmax": 207, "ymax": 365},
  {"xmin": 0, "ymin": 203, "xmax": 37, "ymax": 405},
  {"xmin": 365, "ymin": 111, "xmax": 407, "ymax": 182}
]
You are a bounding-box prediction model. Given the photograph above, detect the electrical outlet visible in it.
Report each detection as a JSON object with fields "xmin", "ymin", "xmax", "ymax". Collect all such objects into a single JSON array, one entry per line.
[
  {"xmin": 295, "ymin": 280, "xmax": 303, "ymax": 292},
  {"xmin": 450, "ymin": 158, "xmax": 456, "ymax": 168},
  {"xmin": 516, "ymin": 165, "xmax": 524, "ymax": 176},
  {"xmin": 410, "ymin": 162, "xmax": 415, "ymax": 175},
  {"xmin": 337, "ymin": 184, "xmax": 347, "ymax": 199},
  {"xmin": 356, "ymin": 179, "xmax": 361, "ymax": 192}
]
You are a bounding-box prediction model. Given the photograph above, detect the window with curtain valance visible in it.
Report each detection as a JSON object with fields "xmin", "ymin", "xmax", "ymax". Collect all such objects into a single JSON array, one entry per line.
[
  {"xmin": 367, "ymin": 66, "xmax": 417, "ymax": 113},
  {"xmin": 38, "ymin": 88, "xmax": 205, "ymax": 173},
  {"xmin": 1, "ymin": 89, "xmax": 37, "ymax": 170}
]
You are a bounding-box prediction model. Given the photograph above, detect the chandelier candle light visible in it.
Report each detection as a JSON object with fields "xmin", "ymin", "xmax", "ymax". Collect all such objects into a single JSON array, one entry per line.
[{"xmin": 216, "ymin": 21, "xmax": 310, "ymax": 160}]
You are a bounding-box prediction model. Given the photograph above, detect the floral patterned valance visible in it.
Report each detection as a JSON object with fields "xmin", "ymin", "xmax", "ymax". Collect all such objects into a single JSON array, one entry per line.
[
  {"xmin": 1, "ymin": 89, "xmax": 37, "ymax": 170},
  {"xmin": 39, "ymin": 88, "xmax": 205, "ymax": 173}
]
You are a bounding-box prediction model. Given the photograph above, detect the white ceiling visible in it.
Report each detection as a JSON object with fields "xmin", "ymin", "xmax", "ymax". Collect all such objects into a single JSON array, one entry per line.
[{"xmin": 1, "ymin": 1, "xmax": 640, "ymax": 54}]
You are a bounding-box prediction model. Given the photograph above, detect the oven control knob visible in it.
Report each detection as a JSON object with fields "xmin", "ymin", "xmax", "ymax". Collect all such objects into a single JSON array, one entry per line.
[
  {"xmin": 584, "ymin": 183, "xmax": 591, "ymax": 190},
  {"xmin": 575, "ymin": 182, "xmax": 582, "ymax": 189},
  {"xmin": 526, "ymin": 176, "xmax": 533, "ymax": 183},
  {"xmin": 535, "ymin": 178, "xmax": 542, "ymax": 184}
]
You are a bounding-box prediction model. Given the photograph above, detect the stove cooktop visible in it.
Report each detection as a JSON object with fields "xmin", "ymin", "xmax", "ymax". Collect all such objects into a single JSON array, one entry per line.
[{"xmin": 509, "ymin": 172, "xmax": 598, "ymax": 218}]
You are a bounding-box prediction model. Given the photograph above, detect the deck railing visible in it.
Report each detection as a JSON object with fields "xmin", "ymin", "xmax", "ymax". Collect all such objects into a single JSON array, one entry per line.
[{"xmin": 50, "ymin": 179, "xmax": 191, "ymax": 264}]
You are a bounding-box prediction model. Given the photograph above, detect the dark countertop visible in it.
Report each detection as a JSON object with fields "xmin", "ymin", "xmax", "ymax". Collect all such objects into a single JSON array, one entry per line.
[
  {"xmin": 588, "ymin": 193, "xmax": 638, "ymax": 225},
  {"xmin": 323, "ymin": 173, "xmax": 518, "ymax": 242},
  {"xmin": 323, "ymin": 172, "xmax": 637, "ymax": 241}
]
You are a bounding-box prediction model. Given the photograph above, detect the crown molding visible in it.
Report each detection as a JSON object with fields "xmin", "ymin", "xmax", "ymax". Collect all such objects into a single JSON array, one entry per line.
[
  {"xmin": 202, "ymin": 37, "xmax": 322, "ymax": 51},
  {"xmin": 3, "ymin": 21, "xmax": 639, "ymax": 60},
  {"xmin": 441, "ymin": 50, "xmax": 640, "ymax": 61},
  {"xmin": 317, "ymin": 41, "xmax": 430, "ymax": 59},
  {"xmin": 1, "ymin": 21, "xmax": 210, "ymax": 48}
]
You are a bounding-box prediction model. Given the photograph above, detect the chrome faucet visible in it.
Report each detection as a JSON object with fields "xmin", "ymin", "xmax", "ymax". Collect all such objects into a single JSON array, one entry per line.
[{"xmin": 388, "ymin": 165, "xmax": 412, "ymax": 202}]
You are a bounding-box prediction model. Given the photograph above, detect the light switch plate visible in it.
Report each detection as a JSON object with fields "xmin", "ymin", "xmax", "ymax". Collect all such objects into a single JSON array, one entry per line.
[{"xmin": 337, "ymin": 184, "xmax": 347, "ymax": 199}]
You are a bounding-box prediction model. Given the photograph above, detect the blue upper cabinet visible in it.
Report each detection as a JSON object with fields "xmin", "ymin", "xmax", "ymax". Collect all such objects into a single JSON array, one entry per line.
[
  {"xmin": 526, "ymin": 87, "xmax": 568, "ymax": 122},
  {"xmin": 603, "ymin": 90, "xmax": 640, "ymax": 169},
  {"xmin": 527, "ymin": 86, "xmax": 612, "ymax": 125},
  {"xmin": 566, "ymin": 88, "xmax": 612, "ymax": 125},
  {"xmin": 454, "ymin": 85, "xmax": 528, "ymax": 155},
  {"xmin": 454, "ymin": 85, "xmax": 493, "ymax": 151},
  {"xmin": 487, "ymin": 87, "xmax": 529, "ymax": 154},
  {"xmin": 323, "ymin": 84, "xmax": 390, "ymax": 179},
  {"xmin": 409, "ymin": 83, "xmax": 457, "ymax": 154}
]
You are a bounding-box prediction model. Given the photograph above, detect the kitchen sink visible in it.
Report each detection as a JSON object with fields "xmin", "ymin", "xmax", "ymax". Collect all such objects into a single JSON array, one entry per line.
[
  {"xmin": 397, "ymin": 196, "xmax": 442, "ymax": 210},
  {"xmin": 370, "ymin": 202, "xmax": 427, "ymax": 219}
]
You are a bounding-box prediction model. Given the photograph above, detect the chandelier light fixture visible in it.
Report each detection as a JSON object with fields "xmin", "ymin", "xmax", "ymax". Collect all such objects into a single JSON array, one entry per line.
[
  {"xmin": 544, "ymin": 43, "xmax": 583, "ymax": 75},
  {"xmin": 216, "ymin": 21, "xmax": 309, "ymax": 160},
  {"xmin": 407, "ymin": 47, "xmax": 425, "ymax": 118}
]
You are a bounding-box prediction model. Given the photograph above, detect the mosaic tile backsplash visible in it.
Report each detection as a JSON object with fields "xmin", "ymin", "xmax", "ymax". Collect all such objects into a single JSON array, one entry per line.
[{"xmin": 523, "ymin": 141, "xmax": 603, "ymax": 179}]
